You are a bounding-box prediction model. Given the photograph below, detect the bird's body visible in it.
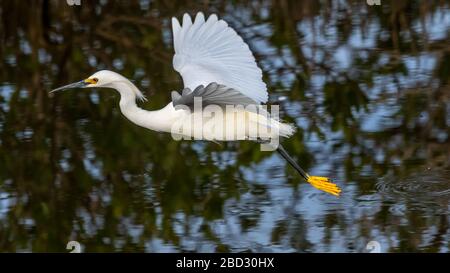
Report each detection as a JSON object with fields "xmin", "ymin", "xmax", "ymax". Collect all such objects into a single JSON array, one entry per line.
[
  {"xmin": 51, "ymin": 12, "xmax": 341, "ymax": 196},
  {"xmin": 96, "ymin": 70, "xmax": 292, "ymax": 141}
]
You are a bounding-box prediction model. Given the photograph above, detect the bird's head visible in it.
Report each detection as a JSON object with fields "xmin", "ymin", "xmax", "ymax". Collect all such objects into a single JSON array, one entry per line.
[{"xmin": 50, "ymin": 70, "xmax": 147, "ymax": 101}]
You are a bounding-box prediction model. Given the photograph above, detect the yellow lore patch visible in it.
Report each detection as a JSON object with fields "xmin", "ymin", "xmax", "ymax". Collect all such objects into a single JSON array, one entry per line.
[{"xmin": 84, "ymin": 78, "xmax": 98, "ymax": 85}]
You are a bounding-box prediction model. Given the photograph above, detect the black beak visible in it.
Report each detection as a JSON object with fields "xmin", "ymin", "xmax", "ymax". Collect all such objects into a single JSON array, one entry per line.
[{"xmin": 50, "ymin": 80, "xmax": 88, "ymax": 93}]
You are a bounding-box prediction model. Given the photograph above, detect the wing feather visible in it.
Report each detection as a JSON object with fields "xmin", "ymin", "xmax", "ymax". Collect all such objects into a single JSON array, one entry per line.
[
  {"xmin": 171, "ymin": 83, "xmax": 258, "ymax": 109},
  {"xmin": 171, "ymin": 12, "xmax": 267, "ymax": 104}
]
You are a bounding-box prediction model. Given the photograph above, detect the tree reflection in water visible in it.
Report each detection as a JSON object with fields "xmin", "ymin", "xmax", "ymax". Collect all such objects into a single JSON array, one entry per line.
[{"xmin": 0, "ymin": 0, "xmax": 449, "ymax": 252}]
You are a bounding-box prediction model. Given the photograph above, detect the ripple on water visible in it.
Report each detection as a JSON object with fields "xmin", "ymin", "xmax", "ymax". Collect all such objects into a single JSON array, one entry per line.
[{"xmin": 376, "ymin": 169, "xmax": 450, "ymax": 201}]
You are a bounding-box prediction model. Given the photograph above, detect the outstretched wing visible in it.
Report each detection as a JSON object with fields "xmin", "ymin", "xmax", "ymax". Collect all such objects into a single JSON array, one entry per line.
[
  {"xmin": 171, "ymin": 12, "xmax": 268, "ymax": 104},
  {"xmin": 171, "ymin": 82, "xmax": 257, "ymax": 109}
]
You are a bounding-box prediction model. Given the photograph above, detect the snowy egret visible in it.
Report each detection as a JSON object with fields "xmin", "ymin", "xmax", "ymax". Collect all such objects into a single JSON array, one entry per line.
[{"xmin": 50, "ymin": 12, "xmax": 341, "ymax": 196}]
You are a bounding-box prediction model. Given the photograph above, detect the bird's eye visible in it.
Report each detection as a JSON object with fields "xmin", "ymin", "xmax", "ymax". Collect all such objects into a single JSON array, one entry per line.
[{"xmin": 85, "ymin": 77, "xmax": 99, "ymax": 85}]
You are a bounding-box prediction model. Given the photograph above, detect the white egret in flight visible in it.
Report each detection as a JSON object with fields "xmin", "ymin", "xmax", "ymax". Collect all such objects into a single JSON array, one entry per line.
[{"xmin": 51, "ymin": 12, "xmax": 341, "ymax": 196}]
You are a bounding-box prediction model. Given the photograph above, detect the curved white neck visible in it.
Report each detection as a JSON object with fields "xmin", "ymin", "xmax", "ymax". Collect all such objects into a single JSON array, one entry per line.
[{"xmin": 112, "ymin": 81, "xmax": 175, "ymax": 132}]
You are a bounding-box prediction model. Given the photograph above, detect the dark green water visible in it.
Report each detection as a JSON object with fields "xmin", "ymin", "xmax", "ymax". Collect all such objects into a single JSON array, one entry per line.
[{"xmin": 0, "ymin": 0, "xmax": 449, "ymax": 252}]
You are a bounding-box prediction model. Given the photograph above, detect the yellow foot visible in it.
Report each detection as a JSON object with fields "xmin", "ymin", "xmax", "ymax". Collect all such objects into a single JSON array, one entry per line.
[{"xmin": 307, "ymin": 176, "xmax": 341, "ymax": 196}]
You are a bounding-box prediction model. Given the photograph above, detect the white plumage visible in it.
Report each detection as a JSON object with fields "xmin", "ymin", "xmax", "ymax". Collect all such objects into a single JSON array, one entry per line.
[
  {"xmin": 50, "ymin": 12, "xmax": 342, "ymax": 196},
  {"xmin": 172, "ymin": 13, "xmax": 268, "ymax": 104},
  {"xmin": 52, "ymin": 12, "xmax": 292, "ymax": 141}
]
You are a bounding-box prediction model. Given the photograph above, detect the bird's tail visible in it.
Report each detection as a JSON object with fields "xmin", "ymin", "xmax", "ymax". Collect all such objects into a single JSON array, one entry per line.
[{"xmin": 276, "ymin": 145, "xmax": 341, "ymax": 196}]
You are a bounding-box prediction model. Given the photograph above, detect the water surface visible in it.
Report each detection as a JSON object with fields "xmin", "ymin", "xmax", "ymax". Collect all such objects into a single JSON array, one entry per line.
[{"xmin": 0, "ymin": 0, "xmax": 449, "ymax": 252}]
